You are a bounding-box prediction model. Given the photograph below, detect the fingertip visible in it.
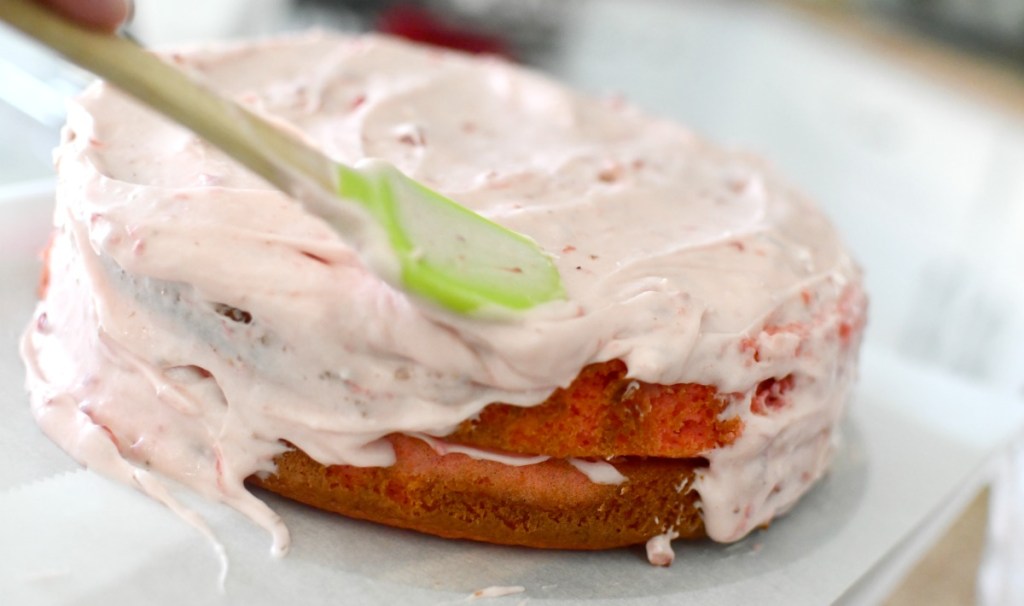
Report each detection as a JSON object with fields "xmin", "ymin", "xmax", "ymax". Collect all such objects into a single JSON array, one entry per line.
[{"xmin": 38, "ymin": 0, "xmax": 132, "ymax": 33}]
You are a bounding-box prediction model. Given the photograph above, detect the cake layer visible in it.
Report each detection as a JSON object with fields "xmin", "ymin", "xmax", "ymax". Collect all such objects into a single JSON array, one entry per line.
[
  {"xmin": 448, "ymin": 359, "xmax": 741, "ymax": 458},
  {"xmin": 251, "ymin": 435, "xmax": 707, "ymax": 550}
]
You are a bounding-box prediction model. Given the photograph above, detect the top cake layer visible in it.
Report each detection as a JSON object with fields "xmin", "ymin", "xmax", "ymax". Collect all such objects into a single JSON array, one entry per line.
[{"xmin": 24, "ymin": 33, "xmax": 865, "ymax": 549}]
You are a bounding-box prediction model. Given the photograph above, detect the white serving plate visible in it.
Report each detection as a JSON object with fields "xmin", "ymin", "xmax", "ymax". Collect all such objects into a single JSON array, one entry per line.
[{"xmin": 1, "ymin": 184, "xmax": 1022, "ymax": 606}]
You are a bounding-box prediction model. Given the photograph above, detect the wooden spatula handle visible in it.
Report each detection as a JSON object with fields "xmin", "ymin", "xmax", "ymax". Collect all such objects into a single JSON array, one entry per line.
[{"xmin": 0, "ymin": 0, "xmax": 337, "ymax": 200}]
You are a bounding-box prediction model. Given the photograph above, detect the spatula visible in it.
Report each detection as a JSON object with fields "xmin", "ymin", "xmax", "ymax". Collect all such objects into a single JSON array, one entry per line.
[{"xmin": 0, "ymin": 0, "xmax": 565, "ymax": 314}]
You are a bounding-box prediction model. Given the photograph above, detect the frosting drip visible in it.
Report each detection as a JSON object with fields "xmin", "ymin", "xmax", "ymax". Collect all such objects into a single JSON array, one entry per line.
[{"xmin": 22, "ymin": 33, "xmax": 866, "ymax": 552}]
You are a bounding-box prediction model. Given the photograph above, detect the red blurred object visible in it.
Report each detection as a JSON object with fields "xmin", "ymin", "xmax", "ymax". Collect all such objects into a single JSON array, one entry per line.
[{"xmin": 376, "ymin": 4, "xmax": 512, "ymax": 59}]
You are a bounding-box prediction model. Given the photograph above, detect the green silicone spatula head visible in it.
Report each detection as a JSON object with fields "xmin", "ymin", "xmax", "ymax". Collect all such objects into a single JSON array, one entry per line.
[
  {"xmin": 339, "ymin": 161, "xmax": 563, "ymax": 312},
  {"xmin": 0, "ymin": 0, "xmax": 565, "ymax": 315}
]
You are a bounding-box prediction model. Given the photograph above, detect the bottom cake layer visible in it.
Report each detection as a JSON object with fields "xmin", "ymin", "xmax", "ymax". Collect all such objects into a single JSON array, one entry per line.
[{"xmin": 249, "ymin": 434, "xmax": 707, "ymax": 550}]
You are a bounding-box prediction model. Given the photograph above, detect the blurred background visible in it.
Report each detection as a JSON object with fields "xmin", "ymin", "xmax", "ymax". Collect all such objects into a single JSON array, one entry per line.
[{"xmin": 1, "ymin": 0, "xmax": 1022, "ymax": 604}]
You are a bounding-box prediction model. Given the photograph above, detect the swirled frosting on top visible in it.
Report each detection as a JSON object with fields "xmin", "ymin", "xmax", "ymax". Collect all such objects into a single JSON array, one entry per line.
[{"xmin": 22, "ymin": 33, "xmax": 866, "ymax": 554}]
